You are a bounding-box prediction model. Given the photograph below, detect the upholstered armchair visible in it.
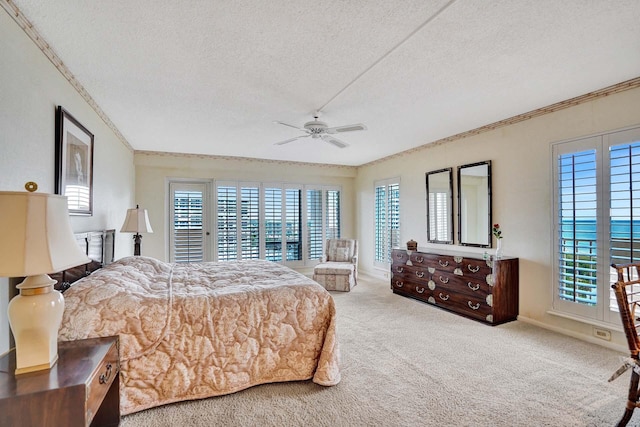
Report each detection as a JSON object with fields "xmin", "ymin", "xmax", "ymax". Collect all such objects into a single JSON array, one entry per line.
[{"xmin": 312, "ymin": 238, "xmax": 358, "ymax": 291}]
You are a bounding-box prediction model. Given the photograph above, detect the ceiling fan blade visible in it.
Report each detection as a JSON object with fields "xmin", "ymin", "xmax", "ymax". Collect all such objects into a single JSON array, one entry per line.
[
  {"xmin": 273, "ymin": 120, "xmax": 308, "ymax": 132},
  {"xmin": 274, "ymin": 135, "xmax": 309, "ymax": 146},
  {"xmin": 325, "ymin": 123, "xmax": 367, "ymax": 134},
  {"xmin": 321, "ymin": 134, "xmax": 349, "ymax": 148}
]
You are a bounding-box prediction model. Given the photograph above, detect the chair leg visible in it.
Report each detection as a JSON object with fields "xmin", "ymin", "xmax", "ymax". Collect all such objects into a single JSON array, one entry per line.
[{"xmin": 618, "ymin": 370, "xmax": 640, "ymax": 426}]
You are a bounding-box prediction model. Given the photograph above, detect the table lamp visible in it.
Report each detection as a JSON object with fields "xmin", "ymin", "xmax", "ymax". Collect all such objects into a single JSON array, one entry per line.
[
  {"xmin": 120, "ymin": 205, "xmax": 153, "ymax": 256},
  {"xmin": 0, "ymin": 182, "xmax": 90, "ymax": 374}
]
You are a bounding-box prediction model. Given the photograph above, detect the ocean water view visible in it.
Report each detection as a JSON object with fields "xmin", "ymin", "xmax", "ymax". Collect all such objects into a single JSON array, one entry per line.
[{"xmin": 560, "ymin": 219, "xmax": 640, "ymax": 262}]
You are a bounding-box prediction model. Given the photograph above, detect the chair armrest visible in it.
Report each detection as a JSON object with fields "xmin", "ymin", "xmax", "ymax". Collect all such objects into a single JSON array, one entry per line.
[{"xmin": 321, "ymin": 255, "xmax": 328, "ymax": 263}]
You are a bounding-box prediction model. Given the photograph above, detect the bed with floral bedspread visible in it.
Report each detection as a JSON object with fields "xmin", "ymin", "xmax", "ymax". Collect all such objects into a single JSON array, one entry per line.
[{"xmin": 58, "ymin": 256, "xmax": 341, "ymax": 415}]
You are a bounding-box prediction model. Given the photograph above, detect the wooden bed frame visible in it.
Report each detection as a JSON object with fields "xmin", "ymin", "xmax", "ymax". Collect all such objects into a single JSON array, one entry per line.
[{"xmin": 50, "ymin": 229, "xmax": 115, "ymax": 292}]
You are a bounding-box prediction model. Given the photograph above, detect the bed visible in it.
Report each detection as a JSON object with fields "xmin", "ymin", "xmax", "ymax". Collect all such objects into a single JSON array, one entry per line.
[{"xmin": 56, "ymin": 249, "xmax": 341, "ymax": 415}]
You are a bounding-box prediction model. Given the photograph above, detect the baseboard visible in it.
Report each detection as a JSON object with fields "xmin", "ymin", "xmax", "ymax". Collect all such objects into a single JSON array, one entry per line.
[{"xmin": 517, "ymin": 315, "xmax": 627, "ymax": 353}]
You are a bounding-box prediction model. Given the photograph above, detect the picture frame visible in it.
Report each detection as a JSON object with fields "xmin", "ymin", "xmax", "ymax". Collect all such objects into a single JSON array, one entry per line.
[{"xmin": 55, "ymin": 106, "xmax": 94, "ymax": 215}]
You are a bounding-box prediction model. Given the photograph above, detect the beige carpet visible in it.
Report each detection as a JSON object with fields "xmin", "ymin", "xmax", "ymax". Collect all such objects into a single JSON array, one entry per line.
[{"xmin": 120, "ymin": 274, "xmax": 632, "ymax": 426}]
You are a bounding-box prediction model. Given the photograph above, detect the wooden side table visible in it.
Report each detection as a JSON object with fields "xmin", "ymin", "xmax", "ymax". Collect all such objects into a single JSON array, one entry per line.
[{"xmin": 0, "ymin": 336, "xmax": 120, "ymax": 427}]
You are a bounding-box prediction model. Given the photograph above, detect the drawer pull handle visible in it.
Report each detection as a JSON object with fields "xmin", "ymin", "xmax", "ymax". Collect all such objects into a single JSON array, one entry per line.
[
  {"xmin": 467, "ymin": 265, "xmax": 480, "ymax": 273},
  {"xmin": 438, "ymin": 276, "xmax": 449, "ymax": 284},
  {"xmin": 99, "ymin": 363, "xmax": 113, "ymax": 385},
  {"xmin": 396, "ymin": 266, "xmax": 404, "ymax": 273},
  {"xmin": 416, "ymin": 286, "xmax": 425, "ymax": 294},
  {"xmin": 467, "ymin": 282, "xmax": 480, "ymax": 291},
  {"xmin": 416, "ymin": 256, "xmax": 424, "ymax": 263},
  {"xmin": 438, "ymin": 292, "xmax": 449, "ymax": 301},
  {"xmin": 395, "ymin": 281, "xmax": 404, "ymax": 288},
  {"xmin": 416, "ymin": 271, "xmax": 425, "ymax": 278},
  {"xmin": 438, "ymin": 260, "xmax": 449, "ymax": 267},
  {"xmin": 395, "ymin": 252, "xmax": 403, "ymax": 259},
  {"xmin": 468, "ymin": 301, "xmax": 480, "ymax": 310}
]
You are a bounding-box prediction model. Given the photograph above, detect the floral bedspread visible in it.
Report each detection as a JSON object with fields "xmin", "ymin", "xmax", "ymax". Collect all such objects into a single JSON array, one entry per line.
[{"xmin": 59, "ymin": 256, "xmax": 341, "ymax": 415}]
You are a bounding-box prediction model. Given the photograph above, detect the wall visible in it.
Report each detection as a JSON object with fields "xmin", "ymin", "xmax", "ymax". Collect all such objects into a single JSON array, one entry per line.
[
  {"xmin": 134, "ymin": 152, "xmax": 357, "ymax": 265},
  {"xmin": 355, "ymin": 86, "xmax": 640, "ymax": 351},
  {"xmin": 0, "ymin": 9, "xmax": 136, "ymax": 354}
]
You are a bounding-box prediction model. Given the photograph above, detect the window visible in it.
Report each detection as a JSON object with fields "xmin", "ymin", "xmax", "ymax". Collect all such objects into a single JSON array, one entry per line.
[
  {"xmin": 326, "ymin": 189, "xmax": 341, "ymax": 240},
  {"xmin": 264, "ymin": 187, "xmax": 283, "ymax": 262},
  {"xmin": 170, "ymin": 180, "xmax": 340, "ymax": 265},
  {"xmin": 216, "ymin": 182, "xmax": 260, "ymax": 260},
  {"xmin": 552, "ymin": 126, "xmax": 640, "ymax": 323},
  {"xmin": 169, "ymin": 181, "xmax": 209, "ymax": 263},
  {"xmin": 307, "ymin": 189, "xmax": 323, "ymax": 260},
  {"xmin": 306, "ymin": 187, "xmax": 342, "ymax": 261},
  {"xmin": 374, "ymin": 178, "xmax": 400, "ymax": 268},
  {"xmin": 241, "ymin": 186, "xmax": 260, "ymax": 259},
  {"xmin": 285, "ymin": 188, "xmax": 302, "ymax": 261},
  {"xmin": 216, "ymin": 185, "xmax": 238, "ymax": 261}
]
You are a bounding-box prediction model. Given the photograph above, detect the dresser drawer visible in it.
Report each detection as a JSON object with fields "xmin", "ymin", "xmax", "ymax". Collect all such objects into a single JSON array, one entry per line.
[
  {"xmin": 445, "ymin": 274, "xmax": 492, "ymax": 298},
  {"xmin": 392, "ymin": 277, "xmax": 433, "ymax": 301},
  {"xmin": 428, "ymin": 290, "xmax": 493, "ymax": 322},
  {"xmin": 392, "ymin": 249, "xmax": 410, "ymax": 265},
  {"xmin": 454, "ymin": 257, "xmax": 492, "ymax": 278}
]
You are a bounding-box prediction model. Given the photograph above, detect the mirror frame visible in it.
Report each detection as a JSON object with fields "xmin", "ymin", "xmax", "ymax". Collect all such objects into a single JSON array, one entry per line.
[
  {"xmin": 457, "ymin": 160, "xmax": 492, "ymax": 247},
  {"xmin": 426, "ymin": 168, "xmax": 453, "ymax": 244}
]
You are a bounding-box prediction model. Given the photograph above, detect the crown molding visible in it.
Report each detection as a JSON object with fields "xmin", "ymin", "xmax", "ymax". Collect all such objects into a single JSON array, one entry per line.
[
  {"xmin": 1, "ymin": 0, "xmax": 133, "ymax": 153},
  {"xmin": 361, "ymin": 76, "xmax": 640, "ymax": 168},
  {"xmin": 135, "ymin": 150, "xmax": 358, "ymax": 170}
]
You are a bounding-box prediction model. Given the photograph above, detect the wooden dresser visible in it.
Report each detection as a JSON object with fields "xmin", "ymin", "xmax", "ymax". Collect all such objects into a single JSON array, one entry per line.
[{"xmin": 391, "ymin": 248, "xmax": 519, "ymax": 325}]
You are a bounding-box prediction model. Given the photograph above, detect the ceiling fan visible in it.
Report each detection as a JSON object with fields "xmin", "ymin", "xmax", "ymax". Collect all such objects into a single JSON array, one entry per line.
[{"xmin": 273, "ymin": 113, "xmax": 367, "ymax": 148}]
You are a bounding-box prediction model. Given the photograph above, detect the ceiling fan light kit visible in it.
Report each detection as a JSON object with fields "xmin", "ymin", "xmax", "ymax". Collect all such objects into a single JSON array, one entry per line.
[{"xmin": 273, "ymin": 114, "xmax": 367, "ymax": 148}]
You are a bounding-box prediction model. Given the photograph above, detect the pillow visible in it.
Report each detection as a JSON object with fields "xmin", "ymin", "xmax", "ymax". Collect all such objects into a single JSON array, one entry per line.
[{"xmin": 334, "ymin": 247, "xmax": 350, "ymax": 262}]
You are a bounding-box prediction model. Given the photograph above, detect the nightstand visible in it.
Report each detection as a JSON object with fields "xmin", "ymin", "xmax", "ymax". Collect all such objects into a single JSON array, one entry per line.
[{"xmin": 0, "ymin": 336, "xmax": 120, "ymax": 427}]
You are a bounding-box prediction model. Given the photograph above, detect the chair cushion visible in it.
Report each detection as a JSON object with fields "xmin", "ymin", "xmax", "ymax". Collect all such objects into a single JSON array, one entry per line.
[
  {"xmin": 314, "ymin": 263, "xmax": 354, "ymax": 276},
  {"xmin": 335, "ymin": 247, "xmax": 349, "ymax": 262},
  {"xmin": 327, "ymin": 239, "xmax": 356, "ymax": 262}
]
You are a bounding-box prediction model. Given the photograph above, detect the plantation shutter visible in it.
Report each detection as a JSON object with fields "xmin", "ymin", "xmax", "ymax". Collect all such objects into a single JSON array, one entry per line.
[
  {"xmin": 557, "ymin": 149, "xmax": 598, "ymax": 305},
  {"xmin": 388, "ymin": 182, "xmax": 401, "ymax": 259},
  {"xmin": 326, "ymin": 189, "xmax": 341, "ymax": 240},
  {"xmin": 610, "ymin": 142, "xmax": 640, "ymax": 265},
  {"xmin": 217, "ymin": 185, "xmax": 237, "ymax": 261},
  {"xmin": 264, "ymin": 187, "xmax": 282, "ymax": 261},
  {"xmin": 374, "ymin": 184, "xmax": 387, "ymax": 264},
  {"xmin": 240, "ymin": 186, "xmax": 260, "ymax": 259},
  {"xmin": 285, "ymin": 188, "xmax": 302, "ymax": 261},
  {"xmin": 170, "ymin": 183, "xmax": 207, "ymax": 263},
  {"xmin": 307, "ymin": 189, "xmax": 323, "ymax": 260},
  {"xmin": 374, "ymin": 178, "xmax": 400, "ymax": 267}
]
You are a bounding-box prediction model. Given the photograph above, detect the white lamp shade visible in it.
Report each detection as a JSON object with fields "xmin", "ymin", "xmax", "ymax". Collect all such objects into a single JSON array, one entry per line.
[
  {"xmin": 0, "ymin": 191, "xmax": 91, "ymax": 278},
  {"xmin": 120, "ymin": 207, "xmax": 153, "ymax": 233}
]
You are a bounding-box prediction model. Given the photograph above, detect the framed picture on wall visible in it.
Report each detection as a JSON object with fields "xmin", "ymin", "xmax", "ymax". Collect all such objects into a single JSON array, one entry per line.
[{"xmin": 55, "ymin": 106, "xmax": 94, "ymax": 215}]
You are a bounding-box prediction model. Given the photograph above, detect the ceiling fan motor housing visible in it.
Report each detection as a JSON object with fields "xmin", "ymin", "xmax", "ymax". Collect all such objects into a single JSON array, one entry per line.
[{"xmin": 304, "ymin": 120, "xmax": 328, "ymax": 137}]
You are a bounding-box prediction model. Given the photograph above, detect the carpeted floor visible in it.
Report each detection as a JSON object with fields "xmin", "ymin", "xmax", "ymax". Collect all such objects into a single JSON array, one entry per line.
[{"xmin": 120, "ymin": 274, "xmax": 633, "ymax": 426}]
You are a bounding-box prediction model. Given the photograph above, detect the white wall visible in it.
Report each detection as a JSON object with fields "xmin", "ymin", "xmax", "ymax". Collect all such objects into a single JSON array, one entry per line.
[
  {"xmin": 356, "ymin": 86, "xmax": 640, "ymax": 350},
  {"xmin": 134, "ymin": 153, "xmax": 357, "ymax": 263},
  {"xmin": 0, "ymin": 9, "xmax": 136, "ymax": 354}
]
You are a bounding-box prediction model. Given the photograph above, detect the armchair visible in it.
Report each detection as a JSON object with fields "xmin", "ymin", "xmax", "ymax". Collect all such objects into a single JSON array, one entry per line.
[{"xmin": 313, "ymin": 238, "xmax": 358, "ymax": 291}]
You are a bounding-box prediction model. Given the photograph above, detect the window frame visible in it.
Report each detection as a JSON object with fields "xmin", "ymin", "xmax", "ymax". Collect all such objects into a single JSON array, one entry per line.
[
  {"xmin": 168, "ymin": 180, "xmax": 211, "ymax": 263},
  {"xmin": 551, "ymin": 125, "xmax": 640, "ymax": 325}
]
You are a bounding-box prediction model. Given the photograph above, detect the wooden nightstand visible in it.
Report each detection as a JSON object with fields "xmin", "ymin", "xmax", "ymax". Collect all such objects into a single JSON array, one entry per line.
[{"xmin": 0, "ymin": 336, "xmax": 120, "ymax": 427}]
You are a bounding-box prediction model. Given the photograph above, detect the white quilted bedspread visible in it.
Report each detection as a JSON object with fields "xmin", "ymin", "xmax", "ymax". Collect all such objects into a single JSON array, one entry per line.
[{"xmin": 59, "ymin": 256, "xmax": 341, "ymax": 414}]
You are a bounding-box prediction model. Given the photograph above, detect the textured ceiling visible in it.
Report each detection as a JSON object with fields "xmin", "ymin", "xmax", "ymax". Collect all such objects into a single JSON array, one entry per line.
[{"xmin": 7, "ymin": 0, "xmax": 640, "ymax": 166}]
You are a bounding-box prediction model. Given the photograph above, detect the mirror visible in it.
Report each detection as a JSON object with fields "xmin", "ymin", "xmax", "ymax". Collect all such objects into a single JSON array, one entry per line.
[
  {"xmin": 458, "ymin": 161, "xmax": 492, "ymax": 247},
  {"xmin": 426, "ymin": 168, "xmax": 453, "ymax": 244}
]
